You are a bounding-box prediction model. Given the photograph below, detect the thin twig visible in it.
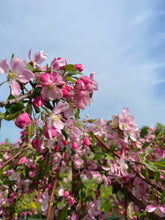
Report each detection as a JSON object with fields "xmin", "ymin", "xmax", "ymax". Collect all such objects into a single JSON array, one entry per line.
[
  {"xmin": 46, "ymin": 178, "xmax": 58, "ymax": 220},
  {"xmin": 0, "ymin": 146, "xmax": 29, "ymax": 170}
]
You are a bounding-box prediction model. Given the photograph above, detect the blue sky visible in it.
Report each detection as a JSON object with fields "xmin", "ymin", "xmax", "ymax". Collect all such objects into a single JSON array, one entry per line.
[{"xmin": 0, "ymin": 0, "xmax": 165, "ymax": 142}]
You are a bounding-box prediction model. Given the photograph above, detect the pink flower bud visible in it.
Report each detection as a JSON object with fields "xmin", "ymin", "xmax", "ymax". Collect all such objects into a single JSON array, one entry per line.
[
  {"xmin": 74, "ymin": 64, "xmax": 83, "ymax": 72},
  {"xmin": 75, "ymin": 80, "xmax": 85, "ymax": 90},
  {"xmin": 33, "ymin": 96, "xmax": 44, "ymax": 108},
  {"xmin": 64, "ymin": 191, "xmax": 70, "ymax": 198},
  {"xmin": 82, "ymin": 137, "xmax": 90, "ymax": 146},
  {"xmin": 19, "ymin": 156, "xmax": 27, "ymax": 165},
  {"xmin": 68, "ymin": 196, "xmax": 75, "ymax": 206},
  {"xmin": 29, "ymin": 171, "xmax": 36, "ymax": 178},
  {"xmin": 54, "ymin": 145, "xmax": 60, "ymax": 152},
  {"xmin": 62, "ymin": 85, "xmax": 72, "ymax": 98},
  {"xmin": 32, "ymin": 136, "xmax": 42, "ymax": 151},
  {"xmin": 72, "ymin": 142, "xmax": 79, "ymax": 151},
  {"xmin": 34, "ymin": 50, "xmax": 47, "ymax": 64},
  {"xmin": 39, "ymin": 73, "xmax": 54, "ymax": 87},
  {"xmin": 15, "ymin": 113, "xmax": 31, "ymax": 129},
  {"xmin": 51, "ymin": 57, "xmax": 67, "ymax": 71}
]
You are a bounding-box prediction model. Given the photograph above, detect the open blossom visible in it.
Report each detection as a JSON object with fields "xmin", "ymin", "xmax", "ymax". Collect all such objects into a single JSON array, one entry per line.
[
  {"xmin": 40, "ymin": 72, "xmax": 65, "ymax": 101},
  {"xmin": 19, "ymin": 157, "xmax": 27, "ymax": 165},
  {"xmin": 15, "ymin": 113, "xmax": 31, "ymax": 129},
  {"xmin": 0, "ymin": 57, "xmax": 34, "ymax": 96}
]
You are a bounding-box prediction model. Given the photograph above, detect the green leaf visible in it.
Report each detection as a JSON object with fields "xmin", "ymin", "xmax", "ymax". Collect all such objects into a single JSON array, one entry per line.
[
  {"xmin": 31, "ymin": 87, "xmax": 42, "ymax": 98},
  {"xmin": 140, "ymin": 126, "xmax": 149, "ymax": 138},
  {"xmin": 4, "ymin": 112, "xmax": 20, "ymax": 121},
  {"xmin": 145, "ymin": 149, "xmax": 154, "ymax": 157},
  {"xmin": 161, "ymin": 190, "xmax": 165, "ymax": 204},
  {"xmin": 61, "ymin": 129, "xmax": 68, "ymax": 140},
  {"xmin": 154, "ymin": 158, "xmax": 165, "ymax": 169},
  {"xmin": 89, "ymin": 130, "xmax": 95, "ymax": 145},
  {"xmin": 142, "ymin": 142, "xmax": 150, "ymax": 149},
  {"xmin": 104, "ymin": 153, "xmax": 113, "ymax": 160},
  {"xmin": 145, "ymin": 161, "xmax": 157, "ymax": 172},
  {"xmin": 66, "ymin": 76, "xmax": 76, "ymax": 83},
  {"xmin": 74, "ymin": 108, "xmax": 80, "ymax": 119},
  {"xmin": 94, "ymin": 152, "xmax": 103, "ymax": 160},
  {"xmin": 26, "ymin": 63, "xmax": 33, "ymax": 71},
  {"xmin": 153, "ymin": 171, "xmax": 160, "ymax": 183},
  {"xmin": 110, "ymin": 143, "xmax": 116, "ymax": 153},
  {"xmin": 5, "ymin": 102, "xmax": 24, "ymax": 114},
  {"xmin": 33, "ymin": 68, "xmax": 42, "ymax": 72},
  {"xmin": 27, "ymin": 120, "xmax": 34, "ymax": 138},
  {"xmin": 65, "ymin": 64, "xmax": 75, "ymax": 72},
  {"xmin": 65, "ymin": 70, "xmax": 83, "ymax": 77},
  {"xmin": 0, "ymin": 111, "xmax": 4, "ymax": 119},
  {"xmin": 57, "ymin": 205, "xmax": 68, "ymax": 220}
]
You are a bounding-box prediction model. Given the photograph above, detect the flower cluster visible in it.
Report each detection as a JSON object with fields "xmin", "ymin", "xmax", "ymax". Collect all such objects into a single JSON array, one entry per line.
[{"xmin": 0, "ymin": 50, "xmax": 164, "ymax": 220}]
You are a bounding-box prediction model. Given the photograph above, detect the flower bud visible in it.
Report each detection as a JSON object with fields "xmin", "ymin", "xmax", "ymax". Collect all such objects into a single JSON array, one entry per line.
[
  {"xmin": 15, "ymin": 113, "xmax": 31, "ymax": 129},
  {"xmin": 74, "ymin": 64, "xmax": 83, "ymax": 72},
  {"xmin": 33, "ymin": 96, "xmax": 44, "ymax": 108},
  {"xmin": 39, "ymin": 73, "xmax": 53, "ymax": 87}
]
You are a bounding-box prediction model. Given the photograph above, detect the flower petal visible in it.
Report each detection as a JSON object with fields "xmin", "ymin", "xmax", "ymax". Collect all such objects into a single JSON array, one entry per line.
[
  {"xmin": 145, "ymin": 205, "xmax": 156, "ymax": 213},
  {"xmin": 0, "ymin": 59, "xmax": 9, "ymax": 73},
  {"xmin": 10, "ymin": 80, "xmax": 20, "ymax": 97},
  {"xmin": 17, "ymin": 69, "xmax": 34, "ymax": 83}
]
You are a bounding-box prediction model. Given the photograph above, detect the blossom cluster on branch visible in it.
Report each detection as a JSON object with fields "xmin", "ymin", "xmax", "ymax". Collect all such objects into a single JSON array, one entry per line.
[{"xmin": 0, "ymin": 50, "xmax": 165, "ymax": 220}]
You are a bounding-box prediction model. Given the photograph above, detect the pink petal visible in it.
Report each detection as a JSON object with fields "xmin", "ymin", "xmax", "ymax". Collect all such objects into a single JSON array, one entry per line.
[
  {"xmin": 34, "ymin": 50, "xmax": 47, "ymax": 64},
  {"xmin": 10, "ymin": 57, "xmax": 26, "ymax": 73},
  {"xmin": 28, "ymin": 48, "xmax": 32, "ymax": 61},
  {"xmin": 159, "ymin": 207, "xmax": 165, "ymax": 214},
  {"xmin": 0, "ymin": 59, "xmax": 9, "ymax": 73},
  {"xmin": 17, "ymin": 69, "xmax": 34, "ymax": 83},
  {"xmin": 10, "ymin": 80, "xmax": 20, "ymax": 97},
  {"xmin": 145, "ymin": 205, "xmax": 156, "ymax": 213}
]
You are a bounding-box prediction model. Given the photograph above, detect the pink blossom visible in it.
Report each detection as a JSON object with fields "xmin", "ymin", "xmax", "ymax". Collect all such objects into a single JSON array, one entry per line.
[
  {"xmin": 51, "ymin": 57, "xmax": 67, "ymax": 71},
  {"xmin": 33, "ymin": 96, "xmax": 44, "ymax": 108},
  {"xmin": 82, "ymin": 137, "xmax": 90, "ymax": 146},
  {"xmin": 39, "ymin": 73, "xmax": 54, "ymax": 87},
  {"xmin": 15, "ymin": 113, "xmax": 31, "ymax": 129},
  {"xmin": 19, "ymin": 157, "xmax": 27, "ymax": 165},
  {"xmin": 72, "ymin": 154, "xmax": 84, "ymax": 169},
  {"xmin": 41, "ymin": 86, "xmax": 63, "ymax": 101},
  {"xmin": 68, "ymin": 196, "xmax": 75, "ymax": 206},
  {"xmin": 72, "ymin": 142, "xmax": 80, "ymax": 151},
  {"xmin": 0, "ymin": 57, "xmax": 34, "ymax": 96},
  {"xmin": 88, "ymin": 199, "xmax": 101, "ymax": 218},
  {"xmin": 69, "ymin": 213, "xmax": 78, "ymax": 220},
  {"xmin": 74, "ymin": 64, "xmax": 83, "ymax": 72},
  {"xmin": 44, "ymin": 126, "xmax": 57, "ymax": 139},
  {"xmin": 62, "ymin": 85, "xmax": 72, "ymax": 99},
  {"xmin": 146, "ymin": 204, "xmax": 165, "ymax": 215},
  {"xmin": 32, "ymin": 136, "xmax": 42, "ymax": 151},
  {"xmin": 29, "ymin": 171, "xmax": 36, "ymax": 178}
]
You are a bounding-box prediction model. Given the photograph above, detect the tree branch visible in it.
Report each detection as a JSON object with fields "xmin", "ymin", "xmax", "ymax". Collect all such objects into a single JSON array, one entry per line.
[{"xmin": 0, "ymin": 94, "xmax": 31, "ymax": 107}]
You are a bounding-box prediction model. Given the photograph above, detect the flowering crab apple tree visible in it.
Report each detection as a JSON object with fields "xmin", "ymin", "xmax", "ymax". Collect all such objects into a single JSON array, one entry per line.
[{"xmin": 0, "ymin": 50, "xmax": 165, "ymax": 220}]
